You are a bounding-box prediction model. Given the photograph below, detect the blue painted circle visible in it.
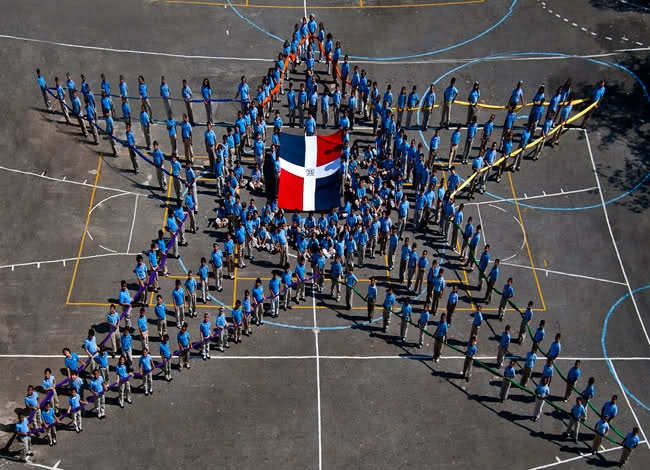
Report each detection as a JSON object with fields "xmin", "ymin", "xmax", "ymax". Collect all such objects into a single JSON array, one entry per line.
[
  {"xmin": 417, "ymin": 52, "xmax": 650, "ymax": 211},
  {"xmin": 225, "ymin": 0, "xmax": 519, "ymax": 61},
  {"xmin": 601, "ymin": 285, "xmax": 650, "ymax": 412}
]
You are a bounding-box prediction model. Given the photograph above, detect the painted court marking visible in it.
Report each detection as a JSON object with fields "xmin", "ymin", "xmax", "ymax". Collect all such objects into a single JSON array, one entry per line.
[
  {"xmin": 0, "ymin": 32, "xmax": 647, "ymax": 65},
  {"xmin": 1, "ymin": 354, "xmax": 649, "ymax": 361},
  {"xmin": 527, "ymin": 441, "xmax": 647, "ymax": 470},
  {"xmin": 585, "ymin": 129, "xmax": 650, "ymax": 450},
  {"xmin": 500, "ymin": 261, "xmax": 627, "ymax": 286},
  {"xmin": 311, "ymin": 270, "xmax": 323, "ymax": 470}
]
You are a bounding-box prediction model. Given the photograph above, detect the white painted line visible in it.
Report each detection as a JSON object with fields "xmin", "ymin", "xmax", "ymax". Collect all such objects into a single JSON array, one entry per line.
[
  {"xmin": 563, "ymin": 18, "xmax": 568, "ymax": 22},
  {"xmin": 312, "ymin": 267, "xmax": 323, "ymax": 470},
  {"xmin": 90, "ymin": 192, "xmax": 132, "ymax": 215},
  {"xmin": 572, "ymin": 23, "xmax": 578, "ymax": 27},
  {"xmin": 2, "ymin": 354, "xmax": 649, "ymax": 360},
  {"xmin": 591, "ymin": 32, "xmax": 597, "ymax": 36},
  {"xmin": 0, "ymin": 252, "xmax": 141, "ymax": 270},
  {"xmin": 98, "ymin": 245, "xmax": 118, "ymax": 253},
  {"xmin": 27, "ymin": 460, "xmax": 65, "ymax": 470},
  {"xmin": 488, "ymin": 204, "xmax": 508, "ymax": 213},
  {"xmin": 465, "ymin": 186, "xmax": 597, "ymax": 206},
  {"xmin": 500, "ymin": 261, "xmax": 627, "ymax": 286},
  {"xmin": 606, "ymin": 36, "xmax": 612, "ymax": 40},
  {"xmin": 636, "ymin": 41, "xmax": 643, "ymax": 46},
  {"xmin": 86, "ymin": 230, "xmax": 93, "ymax": 241},
  {"xmin": 585, "ymin": 129, "xmax": 650, "ymax": 450},
  {"xmin": 476, "ymin": 204, "xmax": 486, "ymax": 245},
  {"xmin": 527, "ymin": 443, "xmax": 638, "ymax": 470},
  {"xmin": 2, "ymin": 32, "xmax": 648, "ymax": 66},
  {"xmin": 555, "ymin": 13, "xmax": 561, "ymax": 18},
  {"xmin": 622, "ymin": 37, "xmax": 629, "ymax": 41},
  {"xmin": 126, "ymin": 194, "xmax": 139, "ymax": 253},
  {"xmin": 585, "ymin": 130, "xmax": 650, "ymax": 341},
  {"xmin": 0, "ymin": 164, "xmax": 139, "ymax": 195},
  {"xmin": 581, "ymin": 27, "xmax": 588, "ymax": 32}
]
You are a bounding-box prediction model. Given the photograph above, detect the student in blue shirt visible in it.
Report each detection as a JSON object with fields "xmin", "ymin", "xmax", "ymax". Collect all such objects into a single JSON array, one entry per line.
[
  {"xmin": 138, "ymin": 75, "xmax": 153, "ymax": 121},
  {"xmin": 41, "ymin": 401, "xmax": 59, "ymax": 446},
  {"xmin": 581, "ymin": 376, "xmax": 596, "ymax": 411},
  {"xmin": 115, "ymin": 355, "xmax": 133, "ymax": 407},
  {"xmin": 448, "ymin": 125, "xmax": 462, "ymax": 167},
  {"xmin": 563, "ymin": 360, "xmax": 582, "ymax": 403},
  {"xmin": 184, "ymin": 271, "xmax": 198, "ymax": 318},
  {"xmin": 528, "ymin": 85, "xmax": 546, "ymax": 129},
  {"xmin": 552, "ymin": 94, "xmax": 573, "ymax": 146},
  {"xmin": 232, "ymin": 300, "xmax": 244, "ymax": 343},
  {"xmin": 159, "ymin": 333, "xmax": 172, "ymax": 381},
  {"xmin": 36, "ymin": 68, "xmax": 52, "ymax": 111},
  {"xmin": 591, "ymin": 416, "xmax": 610, "ymax": 455},
  {"xmin": 344, "ymin": 267, "xmax": 358, "ymax": 310},
  {"xmin": 181, "ymin": 78, "xmax": 195, "ymax": 125},
  {"xmin": 619, "ymin": 427, "xmax": 640, "ymax": 466},
  {"xmin": 41, "ymin": 367, "xmax": 60, "ymax": 412},
  {"xmin": 601, "ymin": 395, "xmax": 618, "ymax": 421},
  {"xmin": 405, "ymin": 86, "xmax": 418, "ymax": 128},
  {"xmin": 520, "ymin": 344, "xmax": 538, "ymax": 387},
  {"xmin": 440, "ymin": 77, "xmax": 458, "ymax": 128},
  {"xmin": 62, "ymin": 347, "xmax": 80, "ymax": 380},
  {"xmin": 15, "ymin": 412, "xmax": 34, "ymax": 462},
  {"xmin": 24, "ymin": 385, "xmax": 41, "ymax": 429},
  {"xmin": 120, "ymin": 327, "xmax": 133, "ymax": 368},
  {"xmin": 562, "ymin": 397, "xmax": 587, "ymax": 442},
  {"xmin": 581, "ymin": 80, "xmax": 605, "ymax": 128},
  {"xmin": 532, "ymin": 319, "xmax": 546, "ymax": 348},
  {"xmin": 497, "ymin": 359, "xmax": 517, "ymax": 402},
  {"xmin": 463, "ymin": 335, "xmax": 478, "ymax": 381},
  {"xmin": 532, "ymin": 376, "xmax": 550, "ymax": 422},
  {"xmin": 416, "ymin": 306, "xmax": 430, "ymax": 349},
  {"xmin": 432, "ymin": 312, "xmax": 449, "ymax": 362},
  {"xmin": 399, "ymin": 297, "xmax": 413, "ymax": 343},
  {"xmin": 484, "ymin": 258, "xmax": 500, "ymax": 304},
  {"xmin": 421, "ymin": 84, "xmax": 436, "ymax": 131},
  {"xmin": 139, "ymin": 348, "xmax": 154, "ymax": 395},
  {"xmin": 466, "ymin": 81, "xmax": 480, "ymax": 124},
  {"xmin": 496, "ymin": 324, "xmax": 511, "ymax": 368},
  {"xmin": 177, "ymin": 323, "xmax": 191, "ymax": 369},
  {"xmin": 88, "ymin": 368, "xmax": 107, "ymax": 419},
  {"xmin": 498, "ymin": 277, "xmax": 514, "ymax": 320},
  {"xmin": 66, "ymin": 387, "xmax": 87, "ymax": 434},
  {"xmin": 268, "ymin": 272, "xmax": 282, "ymax": 318},
  {"xmin": 469, "ymin": 305, "xmax": 483, "ymax": 338},
  {"xmin": 382, "ymin": 287, "xmax": 396, "ymax": 333},
  {"xmin": 517, "ymin": 300, "xmax": 534, "ymax": 345},
  {"xmin": 53, "ymin": 75, "xmax": 71, "ymax": 124},
  {"xmin": 201, "ymin": 77, "xmax": 212, "ymax": 124}
]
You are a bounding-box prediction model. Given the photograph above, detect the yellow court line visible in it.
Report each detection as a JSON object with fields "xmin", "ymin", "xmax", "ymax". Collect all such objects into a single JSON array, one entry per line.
[
  {"xmin": 162, "ymin": 0, "xmax": 484, "ymax": 9},
  {"xmin": 67, "ymin": 301, "xmax": 112, "ymax": 307},
  {"xmin": 507, "ymin": 172, "xmax": 547, "ymax": 310},
  {"xmin": 66, "ymin": 155, "xmax": 103, "ymax": 305}
]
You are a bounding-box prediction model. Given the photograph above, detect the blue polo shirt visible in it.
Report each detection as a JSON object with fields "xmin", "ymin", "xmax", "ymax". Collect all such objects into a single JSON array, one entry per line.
[
  {"xmin": 499, "ymin": 331, "xmax": 511, "ymax": 348},
  {"xmin": 200, "ymin": 319, "xmax": 212, "ymax": 338},
  {"xmin": 524, "ymin": 351, "xmax": 537, "ymax": 368},
  {"xmin": 139, "ymin": 354, "xmax": 153, "ymax": 372},
  {"xmin": 177, "ymin": 330, "xmax": 190, "ymax": 347},
  {"xmin": 548, "ymin": 341, "xmax": 561, "ymax": 357},
  {"xmin": 120, "ymin": 334, "xmax": 133, "ymax": 351},
  {"xmin": 434, "ymin": 321, "xmax": 448, "ymax": 338},
  {"xmin": 269, "ymin": 277, "xmax": 281, "ymax": 295}
]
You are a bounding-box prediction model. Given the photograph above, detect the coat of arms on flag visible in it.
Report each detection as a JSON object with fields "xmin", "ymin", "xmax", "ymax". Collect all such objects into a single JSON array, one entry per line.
[{"xmin": 277, "ymin": 131, "xmax": 342, "ymax": 211}]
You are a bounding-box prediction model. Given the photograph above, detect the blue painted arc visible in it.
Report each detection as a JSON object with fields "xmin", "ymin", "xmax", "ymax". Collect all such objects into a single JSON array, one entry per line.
[
  {"xmin": 225, "ymin": 0, "xmax": 519, "ymax": 61},
  {"xmin": 601, "ymin": 285, "xmax": 650, "ymax": 412},
  {"xmin": 417, "ymin": 52, "xmax": 650, "ymax": 211}
]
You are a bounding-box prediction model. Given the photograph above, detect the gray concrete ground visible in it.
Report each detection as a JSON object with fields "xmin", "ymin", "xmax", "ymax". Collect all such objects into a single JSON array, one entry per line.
[{"xmin": 1, "ymin": 0, "xmax": 650, "ymax": 468}]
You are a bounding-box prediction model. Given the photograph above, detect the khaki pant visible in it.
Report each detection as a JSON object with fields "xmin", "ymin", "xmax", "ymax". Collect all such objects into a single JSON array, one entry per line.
[
  {"xmin": 141, "ymin": 123, "xmax": 152, "ymax": 149},
  {"xmin": 620, "ymin": 447, "xmax": 633, "ymax": 465},
  {"xmin": 185, "ymin": 101, "xmax": 194, "ymax": 124},
  {"xmin": 499, "ymin": 378, "xmax": 512, "ymax": 401},
  {"xmin": 440, "ymin": 101, "xmax": 452, "ymax": 127},
  {"xmin": 345, "ymin": 285, "xmax": 354, "ymax": 309},
  {"xmin": 214, "ymin": 265, "xmax": 223, "ymax": 290},
  {"xmin": 254, "ymin": 302, "xmax": 264, "ymax": 324},
  {"xmin": 400, "ymin": 316, "xmax": 409, "ymax": 340},
  {"xmin": 18, "ymin": 436, "xmax": 31, "ymax": 460},
  {"xmin": 496, "ymin": 345, "xmax": 507, "ymax": 368},
  {"xmin": 448, "ymin": 145, "xmax": 458, "ymax": 167},
  {"xmin": 383, "ymin": 307, "xmax": 392, "ymax": 331},
  {"xmin": 331, "ymin": 277, "xmax": 341, "ymax": 300},
  {"xmin": 463, "ymin": 356, "xmax": 473, "ymax": 379},
  {"xmin": 367, "ymin": 300, "xmax": 375, "ymax": 321},
  {"xmin": 140, "ymin": 329, "xmax": 149, "ymax": 351},
  {"xmin": 156, "ymin": 167, "xmax": 167, "ymax": 191},
  {"xmin": 592, "ymin": 433, "xmax": 604, "ymax": 453},
  {"xmin": 564, "ymin": 415, "xmax": 582, "ymax": 439},
  {"xmin": 432, "ymin": 290, "xmax": 443, "ymax": 314},
  {"xmin": 433, "ymin": 336, "xmax": 444, "ymax": 359},
  {"xmin": 183, "ymin": 137, "xmax": 194, "ymax": 162},
  {"xmin": 470, "ymin": 323, "xmax": 480, "ymax": 339},
  {"xmin": 119, "ymin": 380, "xmax": 132, "ymax": 406},
  {"xmin": 521, "ymin": 366, "xmax": 532, "ymax": 387},
  {"xmin": 44, "ymin": 423, "xmax": 57, "ymax": 444},
  {"xmin": 533, "ymin": 396, "xmax": 545, "ymax": 420}
]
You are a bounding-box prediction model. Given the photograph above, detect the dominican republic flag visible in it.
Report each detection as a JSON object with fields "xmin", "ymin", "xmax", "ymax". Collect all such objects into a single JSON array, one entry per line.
[{"xmin": 277, "ymin": 131, "xmax": 342, "ymax": 211}]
